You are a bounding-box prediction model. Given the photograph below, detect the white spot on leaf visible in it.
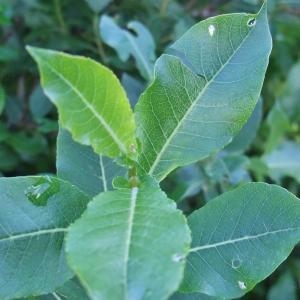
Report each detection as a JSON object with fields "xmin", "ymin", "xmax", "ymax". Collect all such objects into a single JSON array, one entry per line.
[
  {"xmin": 208, "ymin": 24, "xmax": 215, "ymax": 36},
  {"xmin": 247, "ymin": 18, "xmax": 256, "ymax": 27},
  {"xmin": 238, "ymin": 281, "xmax": 247, "ymax": 290},
  {"xmin": 231, "ymin": 257, "xmax": 242, "ymax": 269},
  {"xmin": 172, "ymin": 253, "xmax": 184, "ymax": 262}
]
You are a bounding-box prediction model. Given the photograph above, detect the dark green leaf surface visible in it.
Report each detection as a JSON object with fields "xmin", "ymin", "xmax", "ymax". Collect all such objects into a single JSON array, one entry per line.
[
  {"xmin": 27, "ymin": 47, "xmax": 137, "ymax": 160},
  {"xmin": 0, "ymin": 176, "xmax": 90, "ymax": 299},
  {"xmin": 30, "ymin": 277, "xmax": 90, "ymax": 300},
  {"xmin": 66, "ymin": 177, "xmax": 191, "ymax": 300},
  {"xmin": 181, "ymin": 183, "xmax": 300, "ymax": 298},
  {"xmin": 135, "ymin": 3, "xmax": 272, "ymax": 181},
  {"xmin": 267, "ymin": 272, "xmax": 297, "ymax": 300},
  {"xmin": 56, "ymin": 128, "xmax": 124, "ymax": 196},
  {"xmin": 0, "ymin": 86, "xmax": 5, "ymax": 114}
]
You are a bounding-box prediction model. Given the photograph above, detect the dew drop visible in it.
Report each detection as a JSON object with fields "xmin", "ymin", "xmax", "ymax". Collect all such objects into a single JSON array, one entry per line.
[
  {"xmin": 238, "ymin": 281, "xmax": 247, "ymax": 290},
  {"xmin": 247, "ymin": 18, "xmax": 256, "ymax": 27},
  {"xmin": 25, "ymin": 176, "xmax": 60, "ymax": 206},
  {"xmin": 208, "ymin": 24, "xmax": 215, "ymax": 37}
]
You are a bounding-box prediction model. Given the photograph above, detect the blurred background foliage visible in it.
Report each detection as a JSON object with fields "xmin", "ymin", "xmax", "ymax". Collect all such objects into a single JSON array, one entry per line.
[{"xmin": 0, "ymin": 0, "xmax": 300, "ymax": 298}]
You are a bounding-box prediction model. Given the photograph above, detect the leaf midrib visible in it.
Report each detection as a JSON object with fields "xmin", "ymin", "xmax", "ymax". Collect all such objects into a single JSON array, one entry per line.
[
  {"xmin": 123, "ymin": 187, "xmax": 138, "ymax": 298},
  {"xmin": 41, "ymin": 57, "xmax": 128, "ymax": 155},
  {"xmin": 0, "ymin": 228, "xmax": 67, "ymax": 243},
  {"xmin": 148, "ymin": 21, "xmax": 256, "ymax": 178},
  {"xmin": 189, "ymin": 227, "xmax": 300, "ymax": 253}
]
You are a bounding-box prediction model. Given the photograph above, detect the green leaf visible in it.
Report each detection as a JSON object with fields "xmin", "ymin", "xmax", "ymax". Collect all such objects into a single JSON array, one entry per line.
[
  {"xmin": 225, "ymin": 98, "xmax": 262, "ymax": 153},
  {"xmin": 66, "ymin": 177, "xmax": 191, "ymax": 300},
  {"xmin": 181, "ymin": 183, "xmax": 300, "ymax": 298},
  {"xmin": 100, "ymin": 15, "xmax": 156, "ymax": 80},
  {"xmin": 135, "ymin": 3, "xmax": 272, "ymax": 181},
  {"xmin": 263, "ymin": 141, "xmax": 300, "ymax": 183},
  {"xmin": 29, "ymin": 84, "xmax": 53, "ymax": 121},
  {"xmin": 171, "ymin": 292, "xmax": 219, "ymax": 300},
  {"xmin": 28, "ymin": 278, "xmax": 90, "ymax": 300},
  {"xmin": 281, "ymin": 60, "xmax": 300, "ymax": 122},
  {"xmin": 0, "ymin": 86, "xmax": 5, "ymax": 114},
  {"xmin": 267, "ymin": 272, "xmax": 297, "ymax": 300},
  {"xmin": 0, "ymin": 176, "xmax": 90, "ymax": 299},
  {"xmin": 264, "ymin": 101, "xmax": 290, "ymax": 153},
  {"xmin": 85, "ymin": 0, "xmax": 111, "ymax": 13},
  {"xmin": 56, "ymin": 128, "xmax": 125, "ymax": 197},
  {"xmin": 26, "ymin": 46, "xmax": 137, "ymax": 161}
]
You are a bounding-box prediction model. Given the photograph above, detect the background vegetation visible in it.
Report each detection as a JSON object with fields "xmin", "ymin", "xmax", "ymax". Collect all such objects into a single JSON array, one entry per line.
[{"xmin": 1, "ymin": 0, "xmax": 300, "ymax": 298}]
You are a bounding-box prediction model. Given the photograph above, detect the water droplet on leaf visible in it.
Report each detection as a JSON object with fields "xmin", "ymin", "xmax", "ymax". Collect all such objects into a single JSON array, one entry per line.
[{"xmin": 25, "ymin": 176, "xmax": 60, "ymax": 206}]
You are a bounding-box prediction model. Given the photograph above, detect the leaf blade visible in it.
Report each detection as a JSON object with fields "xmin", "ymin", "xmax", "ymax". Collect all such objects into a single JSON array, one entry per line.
[
  {"xmin": 181, "ymin": 183, "xmax": 300, "ymax": 298},
  {"xmin": 0, "ymin": 176, "xmax": 90, "ymax": 299},
  {"xmin": 66, "ymin": 177, "xmax": 191, "ymax": 300},
  {"xmin": 27, "ymin": 46, "xmax": 137, "ymax": 160},
  {"xmin": 56, "ymin": 128, "xmax": 125, "ymax": 196},
  {"xmin": 135, "ymin": 3, "xmax": 272, "ymax": 181}
]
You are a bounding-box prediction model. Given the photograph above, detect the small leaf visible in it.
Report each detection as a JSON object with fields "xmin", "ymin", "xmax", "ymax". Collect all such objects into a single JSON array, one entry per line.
[
  {"xmin": 29, "ymin": 84, "xmax": 53, "ymax": 120},
  {"xmin": 56, "ymin": 128, "xmax": 125, "ymax": 197},
  {"xmin": 0, "ymin": 176, "xmax": 90, "ymax": 299},
  {"xmin": 0, "ymin": 86, "xmax": 5, "ymax": 114},
  {"xmin": 85, "ymin": 0, "xmax": 111, "ymax": 13},
  {"xmin": 135, "ymin": 3, "xmax": 272, "ymax": 181},
  {"xmin": 27, "ymin": 46, "xmax": 137, "ymax": 160},
  {"xmin": 100, "ymin": 15, "xmax": 156, "ymax": 80},
  {"xmin": 181, "ymin": 183, "xmax": 300, "ymax": 298},
  {"xmin": 263, "ymin": 141, "xmax": 300, "ymax": 183},
  {"xmin": 264, "ymin": 102, "xmax": 290, "ymax": 153},
  {"xmin": 66, "ymin": 177, "xmax": 191, "ymax": 300}
]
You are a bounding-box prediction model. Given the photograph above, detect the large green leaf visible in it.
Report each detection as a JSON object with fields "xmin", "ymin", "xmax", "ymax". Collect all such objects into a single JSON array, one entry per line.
[
  {"xmin": 181, "ymin": 183, "xmax": 300, "ymax": 298},
  {"xmin": 27, "ymin": 46, "xmax": 137, "ymax": 161},
  {"xmin": 56, "ymin": 128, "xmax": 125, "ymax": 197},
  {"xmin": 66, "ymin": 177, "xmax": 191, "ymax": 300},
  {"xmin": 135, "ymin": 3, "xmax": 272, "ymax": 181},
  {"xmin": 0, "ymin": 176, "xmax": 90, "ymax": 299}
]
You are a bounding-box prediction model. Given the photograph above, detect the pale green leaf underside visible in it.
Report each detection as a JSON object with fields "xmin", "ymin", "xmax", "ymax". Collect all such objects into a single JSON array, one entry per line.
[
  {"xmin": 56, "ymin": 128, "xmax": 125, "ymax": 196},
  {"xmin": 100, "ymin": 16, "xmax": 155, "ymax": 80},
  {"xmin": 135, "ymin": 3, "xmax": 272, "ymax": 181},
  {"xmin": 0, "ymin": 176, "xmax": 89, "ymax": 299},
  {"xmin": 66, "ymin": 177, "xmax": 191, "ymax": 300},
  {"xmin": 181, "ymin": 183, "xmax": 300, "ymax": 299},
  {"xmin": 27, "ymin": 46, "xmax": 137, "ymax": 160}
]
